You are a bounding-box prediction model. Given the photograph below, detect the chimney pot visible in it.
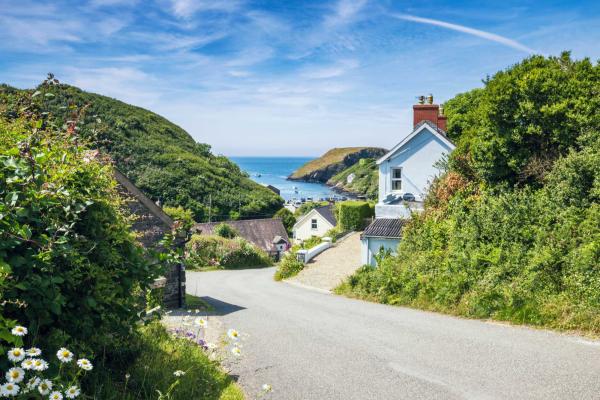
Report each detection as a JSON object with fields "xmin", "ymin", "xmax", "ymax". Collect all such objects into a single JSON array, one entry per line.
[{"xmin": 412, "ymin": 95, "xmax": 446, "ymax": 133}]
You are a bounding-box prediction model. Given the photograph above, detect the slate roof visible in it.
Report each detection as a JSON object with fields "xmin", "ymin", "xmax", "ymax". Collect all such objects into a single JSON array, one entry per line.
[
  {"xmin": 314, "ymin": 205, "xmax": 337, "ymax": 226},
  {"xmin": 361, "ymin": 218, "xmax": 407, "ymax": 239},
  {"xmin": 192, "ymin": 218, "xmax": 290, "ymax": 252}
]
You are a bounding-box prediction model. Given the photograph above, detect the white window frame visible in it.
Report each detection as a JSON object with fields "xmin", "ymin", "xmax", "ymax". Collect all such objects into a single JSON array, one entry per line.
[
  {"xmin": 391, "ymin": 167, "xmax": 402, "ymax": 192},
  {"xmin": 311, "ymin": 218, "xmax": 318, "ymax": 230}
]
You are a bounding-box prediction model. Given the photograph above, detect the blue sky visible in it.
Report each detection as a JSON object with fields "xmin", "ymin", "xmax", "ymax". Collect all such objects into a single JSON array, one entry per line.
[{"xmin": 1, "ymin": 0, "xmax": 599, "ymax": 156}]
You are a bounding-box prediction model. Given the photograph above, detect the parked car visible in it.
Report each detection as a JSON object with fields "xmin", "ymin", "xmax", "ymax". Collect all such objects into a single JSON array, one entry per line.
[{"xmin": 402, "ymin": 193, "xmax": 416, "ymax": 202}]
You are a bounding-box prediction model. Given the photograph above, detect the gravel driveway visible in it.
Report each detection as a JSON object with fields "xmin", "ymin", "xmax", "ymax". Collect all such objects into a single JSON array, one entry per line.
[{"xmin": 290, "ymin": 232, "xmax": 362, "ymax": 291}]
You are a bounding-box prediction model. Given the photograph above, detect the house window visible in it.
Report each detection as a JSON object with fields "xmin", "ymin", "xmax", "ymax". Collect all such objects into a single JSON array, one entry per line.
[
  {"xmin": 311, "ymin": 219, "xmax": 318, "ymax": 229},
  {"xmin": 391, "ymin": 167, "xmax": 402, "ymax": 191}
]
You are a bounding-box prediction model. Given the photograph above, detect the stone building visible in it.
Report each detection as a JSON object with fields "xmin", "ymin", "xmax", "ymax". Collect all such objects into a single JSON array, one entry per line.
[{"xmin": 114, "ymin": 169, "xmax": 186, "ymax": 308}]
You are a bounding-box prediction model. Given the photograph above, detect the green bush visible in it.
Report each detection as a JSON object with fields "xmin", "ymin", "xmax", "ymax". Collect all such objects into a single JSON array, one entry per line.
[
  {"xmin": 324, "ymin": 227, "xmax": 347, "ymax": 242},
  {"xmin": 185, "ymin": 234, "xmax": 272, "ymax": 269},
  {"xmin": 213, "ymin": 223, "xmax": 238, "ymax": 239},
  {"xmin": 0, "ymin": 99, "xmax": 155, "ymax": 355},
  {"xmin": 274, "ymin": 207, "xmax": 296, "ymax": 234},
  {"xmin": 164, "ymin": 205, "xmax": 195, "ymax": 230},
  {"xmin": 336, "ymin": 201, "xmax": 374, "ymax": 231},
  {"xmin": 274, "ymin": 252, "xmax": 304, "ymax": 281}
]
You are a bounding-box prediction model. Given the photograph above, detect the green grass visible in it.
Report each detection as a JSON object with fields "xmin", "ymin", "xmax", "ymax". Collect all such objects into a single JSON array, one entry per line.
[{"xmin": 89, "ymin": 322, "xmax": 244, "ymax": 399}]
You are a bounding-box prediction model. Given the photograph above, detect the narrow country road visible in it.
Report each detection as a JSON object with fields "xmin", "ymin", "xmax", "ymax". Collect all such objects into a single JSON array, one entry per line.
[{"xmin": 187, "ymin": 268, "xmax": 600, "ymax": 400}]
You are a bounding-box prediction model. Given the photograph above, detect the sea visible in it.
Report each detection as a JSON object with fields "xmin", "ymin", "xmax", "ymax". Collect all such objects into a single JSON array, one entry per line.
[{"xmin": 230, "ymin": 157, "xmax": 338, "ymax": 201}]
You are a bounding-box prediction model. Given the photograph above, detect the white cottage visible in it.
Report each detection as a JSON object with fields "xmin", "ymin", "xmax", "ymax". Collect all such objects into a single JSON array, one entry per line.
[
  {"xmin": 361, "ymin": 99, "xmax": 455, "ymax": 266},
  {"xmin": 292, "ymin": 205, "xmax": 336, "ymax": 243}
]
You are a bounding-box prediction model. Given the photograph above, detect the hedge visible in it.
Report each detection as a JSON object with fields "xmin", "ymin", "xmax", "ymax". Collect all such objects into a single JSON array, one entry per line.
[{"xmin": 336, "ymin": 201, "xmax": 374, "ymax": 231}]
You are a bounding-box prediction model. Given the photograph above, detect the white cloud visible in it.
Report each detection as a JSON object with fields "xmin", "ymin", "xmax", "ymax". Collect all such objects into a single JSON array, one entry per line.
[
  {"xmin": 169, "ymin": 0, "xmax": 242, "ymax": 18},
  {"xmin": 301, "ymin": 59, "xmax": 359, "ymax": 79},
  {"xmin": 393, "ymin": 14, "xmax": 537, "ymax": 54}
]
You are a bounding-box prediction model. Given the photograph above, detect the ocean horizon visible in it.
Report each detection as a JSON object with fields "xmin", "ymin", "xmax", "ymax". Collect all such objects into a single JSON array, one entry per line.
[{"xmin": 230, "ymin": 156, "xmax": 337, "ymax": 201}]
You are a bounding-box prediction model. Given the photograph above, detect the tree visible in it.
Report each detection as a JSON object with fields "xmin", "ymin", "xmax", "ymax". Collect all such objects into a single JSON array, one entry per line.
[
  {"xmin": 274, "ymin": 208, "xmax": 296, "ymax": 234},
  {"xmin": 445, "ymin": 52, "xmax": 600, "ymax": 186}
]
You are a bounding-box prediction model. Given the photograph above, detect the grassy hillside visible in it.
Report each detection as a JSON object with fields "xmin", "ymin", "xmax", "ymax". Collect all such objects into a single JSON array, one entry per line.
[
  {"xmin": 337, "ymin": 52, "xmax": 600, "ymax": 334},
  {"xmin": 327, "ymin": 158, "xmax": 379, "ymax": 199},
  {"xmin": 289, "ymin": 147, "xmax": 386, "ymax": 182},
  {"xmin": 0, "ymin": 81, "xmax": 283, "ymax": 221}
]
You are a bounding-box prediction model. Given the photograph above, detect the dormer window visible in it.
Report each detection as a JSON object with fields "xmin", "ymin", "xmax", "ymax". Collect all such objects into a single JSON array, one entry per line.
[{"xmin": 391, "ymin": 167, "xmax": 402, "ymax": 191}]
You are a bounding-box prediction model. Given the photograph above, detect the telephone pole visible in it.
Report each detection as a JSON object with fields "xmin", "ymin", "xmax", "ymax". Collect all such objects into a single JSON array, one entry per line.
[{"xmin": 208, "ymin": 194, "xmax": 212, "ymax": 223}]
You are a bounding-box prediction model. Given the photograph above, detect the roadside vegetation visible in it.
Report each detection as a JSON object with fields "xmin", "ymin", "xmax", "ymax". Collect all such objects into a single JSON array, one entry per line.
[
  {"xmin": 336, "ymin": 52, "xmax": 600, "ymax": 334},
  {"xmin": 185, "ymin": 234, "xmax": 272, "ymax": 270},
  {"xmin": 0, "ymin": 78, "xmax": 243, "ymax": 399},
  {"xmin": 274, "ymin": 252, "xmax": 305, "ymax": 281}
]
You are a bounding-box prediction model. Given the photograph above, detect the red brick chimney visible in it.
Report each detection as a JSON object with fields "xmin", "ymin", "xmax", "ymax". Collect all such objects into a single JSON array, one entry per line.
[{"xmin": 413, "ymin": 95, "xmax": 447, "ymax": 132}]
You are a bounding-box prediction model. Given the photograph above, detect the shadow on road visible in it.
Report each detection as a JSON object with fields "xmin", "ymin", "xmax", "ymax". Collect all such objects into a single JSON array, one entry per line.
[{"xmin": 201, "ymin": 296, "xmax": 246, "ymax": 316}]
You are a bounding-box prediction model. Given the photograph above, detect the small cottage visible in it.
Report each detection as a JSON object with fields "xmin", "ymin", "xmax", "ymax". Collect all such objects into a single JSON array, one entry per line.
[
  {"xmin": 192, "ymin": 218, "xmax": 290, "ymax": 259},
  {"xmin": 292, "ymin": 205, "xmax": 336, "ymax": 242}
]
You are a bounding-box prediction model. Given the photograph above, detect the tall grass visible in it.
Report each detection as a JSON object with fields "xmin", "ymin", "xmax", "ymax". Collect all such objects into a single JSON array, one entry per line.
[{"xmin": 88, "ymin": 322, "xmax": 244, "ymax": 400}]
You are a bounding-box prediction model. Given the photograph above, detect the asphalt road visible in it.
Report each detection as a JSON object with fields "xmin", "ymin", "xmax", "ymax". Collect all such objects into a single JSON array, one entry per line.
[{"xmin": 187, "ymin": 268, "xmax": 600, "ymax": 400}]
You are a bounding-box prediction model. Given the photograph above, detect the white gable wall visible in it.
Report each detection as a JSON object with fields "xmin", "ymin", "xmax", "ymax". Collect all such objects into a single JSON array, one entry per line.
[
  {"xmin": 378, "ymin": 126, "xmax": 452, "ymax": 202},
  {"xmin": 292, "ymin": 209, "xmax": 335, "ymax": 243}
]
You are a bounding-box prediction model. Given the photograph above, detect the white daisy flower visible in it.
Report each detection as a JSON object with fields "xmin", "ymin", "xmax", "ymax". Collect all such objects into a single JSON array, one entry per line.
[
  {"xmin": 38, "ymin": 379, "xmax": 52, "ymax": 395},
  {"xmin": 6, "ymin": 367, "xmax": 25, "ymax": 383},
  {"xmin": 195, "ymin": 318, "xmax": 208, "ymax": 328},
  {"xmin": 262, "ymin": 384, "xmax": 272, "ymax": 392},
  {"xmin": 1, "ymin": 382, "xmax": 20, "ymax": 396},
  {"xmin": 21, "ymin": 358, "xmax": 35, "ymax": 370},
  {"xmin": 26, "ymin": 347, "xmax": 41, "ymax": 357},
  {"xmin": 49, "ymin": 390, "xmax": 63, "ymax": 400},
  {"xmin": 76, "ymin": 358, "xmax": 93, "ymax": 371},
  {"xmin": 231, "ymin": 346, "xmax": 241, "ymax": 356},
  {"xmin": 65, "ymin": 386, "xmax": 80, "ymax": 399},
  {"xmin": 26, "ymin": 377, "xmax": 40, "ymax": 391},
  {"xmin": 56, "ymin": 348, "xmax": 73, "ymax": 363},
  {"xmin": 227, "ymin": 329, "xmax": 240, "ymax": 340},
  {"xmin": 7, "ymin": 347, "xmax": 25, "ymax": 362},
  {"xmin": 173, "ymin": 370, "xmax": 185, "ymax": 377},
  {"xmin": 11, "ymin": 325, "xmax": 27, "ymax": 336},
  {"xmin": 32, "ymin": 358, "xmax": 49, "ymax": 371}
]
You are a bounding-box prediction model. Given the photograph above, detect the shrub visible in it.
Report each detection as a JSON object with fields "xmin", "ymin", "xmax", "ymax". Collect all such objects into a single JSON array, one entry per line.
[
  {"xmin": 185, "ymin": 235, "xmax": 271, "ymax": 269},
  {"xmin": 0, "ymin": 97, "xmax": 155, "ymax": 355},
  {"xmin": 213, "ymin": 223, "xmax": 238, "ymax": 239},
  {"xmin": 324, "ymin": 227, "xmax": 347, "ymax": 242},
  {"xmin": 274, "ymin": 208, "xmax": 296, "ymax": 234},
  {"xmin": 336, "ymin": 201, "xmax": 374, "ymax": 231},
  {"xmin": 163, "ymin": 206, "xmax": 195, "ymax": 230},
  {"xmin": 274, "ymin": 252, "xmax": 304, "ymax": 281}
]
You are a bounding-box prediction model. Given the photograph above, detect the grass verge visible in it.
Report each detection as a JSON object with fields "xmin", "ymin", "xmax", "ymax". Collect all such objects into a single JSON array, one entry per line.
[{"xmin": 89, "ymin": 322, "xmax": 244, "ymax": 399}]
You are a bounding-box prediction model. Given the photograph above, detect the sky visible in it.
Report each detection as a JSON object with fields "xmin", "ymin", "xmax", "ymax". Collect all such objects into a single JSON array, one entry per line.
[{"xmin": 1, "ymin": 1, "xmax": 599, "ymax": 156}]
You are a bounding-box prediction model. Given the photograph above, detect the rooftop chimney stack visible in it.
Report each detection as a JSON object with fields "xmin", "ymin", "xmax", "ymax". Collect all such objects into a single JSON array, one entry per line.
[{"xmin": 413, "ymin": 94, "xmax": 447, "ymax": 132}]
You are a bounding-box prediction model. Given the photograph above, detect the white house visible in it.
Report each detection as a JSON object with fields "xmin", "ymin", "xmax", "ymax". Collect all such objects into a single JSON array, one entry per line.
[
  {"xmin": 292, "ymin": 205, "xmax": 336, "ymax": 242},
  {"xmin": 361, "ymin": 98, "xmax": 455, "ymax": 266}
]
